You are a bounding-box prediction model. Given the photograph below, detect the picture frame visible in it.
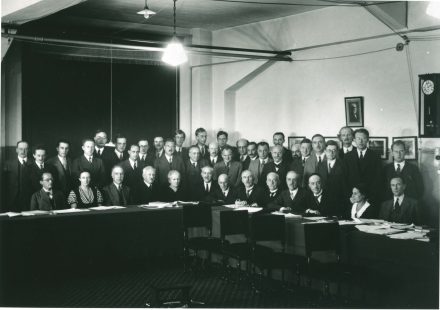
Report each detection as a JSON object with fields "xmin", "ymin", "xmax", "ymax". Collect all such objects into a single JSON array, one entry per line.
[
  {"xmin": 345, "ymin": 96, "xmax": 364, "ymax": 127},
  {"xmin": 323, "ymin": 136, "xmax": 342, "ymax": 149},
  {"xmin": 368, "ymin": 136, "xmax": 388, "ymax": 160},
  {"xmin": 392, "ymin": 136, "xmax": 418, "ymax": 160},
  {"xmin": 288, "ymin": 136, "xmax": 306, "ymax": 150}
]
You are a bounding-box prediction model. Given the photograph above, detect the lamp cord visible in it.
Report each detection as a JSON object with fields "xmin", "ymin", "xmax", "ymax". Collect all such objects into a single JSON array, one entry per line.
[{"xmin": 173, "ymin": 0, "xmax": 177, "ymax": 36}]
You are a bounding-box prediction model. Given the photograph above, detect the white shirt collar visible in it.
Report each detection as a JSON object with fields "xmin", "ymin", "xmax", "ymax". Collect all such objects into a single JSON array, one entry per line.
[
  {"xmin": 314, "ymin": 190, "xmax": 323, "ymax": 197},
  {"xmin": 58, "ymin": 155, "xmax": 66, "ymax": 162},
  {"xmin": 190, "ymin": 159, "xmax": 197, "ymax": 165},
  {"xmin": 129, "ymin": 158, "xmax": 137, "ymax": 167},
  {"xmin": 394, "ymin": 161, "xmax": 405, "ymax": 170},
  {"xmin": 260, "ymin": 158, "xmax": 267, "ymax": 164},
  {"xmin": 223, "ymin": 188, "xmax": 229, "ymax": 195},
  {"xmin": 18, "ymin": 156, "xmax": 27, "ymax": 163},
  {"xmin": 315, "ymin": 153, "xmax": 324, "ymax": 161},
  {"xmin": 165, "ymin": 154, "xmax": 173, "ymax": 161},
  {"xmin": 327, "ymin": 158, "xmax": 336, "ymax": 166},
  {"xmin": 95, "ymin": 146, "xmax": 104, "ymax": 151},
  {"xmin": 351, "ymin": 201, "xmax": 370, "ymax": 219},
  {"xmin": 343, "ymin": 145, "xmax": 353, "ymax": 153},
  {"xmin": 249, "ymin": 155, "xmax": 258, "ymax": 160},
  {"xmin": 113, "ymin": 182, "xmax": 122, "ymax": 189},
  {"xmin": 394, "ymin": 194, "xmax": 404, "ymax": 204},
  {"xmin": 143, "ymin": 180, "xmax": 152, "ymax": 187},
  {"xmin": 270, "ymin": 189, "xmax": 278, "ymax": 194},
  {"xmin": 357, "ymin": 148, "xmax": 367, "ymax": 157}
]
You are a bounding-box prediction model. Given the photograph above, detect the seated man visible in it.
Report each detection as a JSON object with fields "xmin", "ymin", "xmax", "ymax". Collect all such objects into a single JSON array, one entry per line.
[
  {"xmin": 305, "ymin": 173, "xmax": 333, "ymax": 216},
  {"xmin": 102, "ymin": 166, "xmax": 131, "ymax": 206},
  {"xmin": 236, "ymin": 170, "xmax": 264, "ymax": 207},
  {"xmin": 193, "ymin": 166, "xmax": 219, "ymax": 202},
  {"xmin": 161, "ymin": 170, "xmax": 187, "ymax": 202},
  {"xmin": 213, "ymin": 147, "xmax": 243, "ymax": 187},
  {"xmin": 213, "ymin": 173, "xmax": 238, "ymax": 204},
  {"xmin": 133, "ymin": 166, "xmax": 159, "ymax": 204},
  {"xmin": 262, "ymin": 172, "xmax": 282, "ymax": 209},
  {"xmin": 268, "ymin": 171, "xmax": 307, "ymax": 214},
  {"xmin": 379, "ymin": 176, "xmax": 420, "ymax": 224},
  {"xmin": 30, "ymin": 172, "xmax": 66, "ymax": 211}
]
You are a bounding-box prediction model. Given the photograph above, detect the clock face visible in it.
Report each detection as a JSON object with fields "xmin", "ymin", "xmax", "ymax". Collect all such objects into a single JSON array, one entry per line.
[{"xmin": 422, "ymin": 80, "xmax": 434, "ymax": 95}]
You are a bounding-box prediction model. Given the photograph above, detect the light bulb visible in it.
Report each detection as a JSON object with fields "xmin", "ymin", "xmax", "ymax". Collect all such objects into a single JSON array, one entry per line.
[{"xmin": 162, "ymin": 38, "xmax": 188, "ymax": 66}]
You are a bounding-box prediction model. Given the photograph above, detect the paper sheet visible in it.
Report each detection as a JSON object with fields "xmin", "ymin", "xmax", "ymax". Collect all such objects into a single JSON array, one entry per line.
[
  {"xmin": 234, "ymin": 207, "xmax": 262, "ymax": 213},
  {"xmin": 355, "ymin": 224, "xmax": 403, "ymax": 235},
  {"xmin": 89, "ymin": 206, "xmax": 125, "ymax": 210},
  {"xmin": 0, "ymin": 212, "xmax": 22, "ymax": 217},
  {"xmin": 387, "ymin": 231, "xmax": 428, "ymax": 240},
  {"xmin": 271, "ymin": 211, "xmax": 302, "ymax": 218},
  {"xmin": 21, "ymin": 210, "xmax": 51, "ymax": 216},
  {"xmin": 52, "ymin": 208, "xmax": 91, "ymax": 214}
]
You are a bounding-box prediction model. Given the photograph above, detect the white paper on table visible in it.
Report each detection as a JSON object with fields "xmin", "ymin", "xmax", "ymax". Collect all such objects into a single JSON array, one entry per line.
[
  {"xmin": 272, "ymin": 211, "xmax": 302, "ymax": 218},
  {"xmin": 176, "ymin": 201, "xmax": 199, "ymax": 206},
  {"xmin": 0, "ymin": 212, "xmax": 22, "ymax": 217},
  {"xmin": 52, "ymin": 208, "xmax": 91, "ymax": 214},
  {"xmin": 223, "ymin": 204, "xmax": 237, "ymax": 209},
  {"xmin": 148, "ymin": 201, "xmax": 173, "ymax": 208},
  {"xmin": 356, "ymin": 218, "xmax": 386, "ymax": 224},
  {"xmin": 387, "ymin": 231, "xmax": 427, "ymax": 240},
  {"xmin": 21, "ymin": 210, "xmax": 51, "ymax": 216},
  {"xmin": 355, "ymin": 224, "xmax": 403, "ymax": 235},
  {"xmin": 111, "ymin": 206, "xmax": 126, "ymax": 209},
  {"xmin": 88, "ymin": 206, "xmax": 117, "ymax": 211},
  {"xmin": 303, "ymin": 216, "xmax": 327, "ymax": 221},
  {"xmin": 234, "ymin": 207, "xmax": 262, "ymax": 213},
  {"xmin": 338, "ymin": 220, "xmax": 361, "ymax": 225}
]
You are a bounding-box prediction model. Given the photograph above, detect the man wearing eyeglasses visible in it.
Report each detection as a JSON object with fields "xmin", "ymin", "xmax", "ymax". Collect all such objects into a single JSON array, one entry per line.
[{"xmin": 30, "ymin": 172, "xmax": 66, "ymax": 211}]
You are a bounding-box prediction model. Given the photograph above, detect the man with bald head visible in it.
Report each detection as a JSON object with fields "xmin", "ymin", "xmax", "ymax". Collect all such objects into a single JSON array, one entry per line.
[
  {"xmin": 236, "ymin": 139, "xmax": 250, "ymax": 169},
  {"xmin": 261, "ymin": 145, "xmax": 289, "ymax": 189},
  {"xmin": 213, "ymin": 173, "xmax": 238, "ymax": 204},
  {"xmin": 305, "ymin": 173, "xmax": 335, "ymax": 216},
  {"xmin": 338, "ymin": 126, "xmax": 356, "ymax": 159},
  {"xmin": 236, "ymin": 170, "xmax": 264, "ymax": 207},
  {"xmin": 133, "ymin": 166, "xmax": 158, "ymax": 204},
  {"xmin": 268, "ymin": 170, "xmax": 308, "ymax": 214}
]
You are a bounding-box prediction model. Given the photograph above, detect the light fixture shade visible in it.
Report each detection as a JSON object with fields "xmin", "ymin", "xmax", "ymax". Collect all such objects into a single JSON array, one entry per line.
[
  {"xmin": 137, "ymin": 8, "xmax": 156, "ymax": 19},
  {"xmin": 161, "ymin": 37, "xmax": 188, "ymax": 66},
  {"xmin": 427, "ymin": 1, "xmax": 440, "ymax": 19}
]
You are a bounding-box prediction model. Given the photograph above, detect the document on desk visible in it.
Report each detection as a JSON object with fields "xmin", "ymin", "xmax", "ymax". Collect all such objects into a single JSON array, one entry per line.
[
  {"xmin": 338, "ymin": 220, "xmax": 363, "ymax": 225},
  {"xmin": 89, "ymin": 206, "xmax": 125, "ymax": 211},
  {"xmin": 176, "ymin": 201, "xmax": 199, "ymax": 206},
  {"xmin": 147, "ymin": 202, "xmax": 173, "ymax": 208},
  {"xmin": 387, "ymin": 231, "xmax": 428, "ymax": 241},
  {"xmin": 223, "ymin": 204, "xmax": 237, "ymax": 209},
  {"xmin": 271, "ymin": 211, "xmax": 302, "ymax": 218},
  {"xmin": 234, "ymin": 207, "xmax": 263, "ymax": 213},
  {"xmin": 355, "ymin": 224, "xmax": 403, "ymax": 235},
  {"xmin": 52, "ymin": 208, "xmax": 91, "ymax": 214},
  {"xmin": 21, "ymin": 210, "xmax": 52, "ymax": 216},
  {"xmin": 0, "ymin": 212, "xmax": 22, "ymax": 217},
  {"xmin": 303, "ymin": 216, "xmax": 327, "ymax": 221}
]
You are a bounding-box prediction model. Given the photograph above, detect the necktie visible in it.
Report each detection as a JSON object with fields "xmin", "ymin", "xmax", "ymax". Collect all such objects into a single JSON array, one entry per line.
[
  {"xmin": 359, "ymin": 152, "xmax": 364, "ymax": 160},
  {"xmin": 168, "ymin": 157, "xmax": 172, "ymax": 166},
  {"xmin": 270, "ymin": 192, "xmax": 275, "ymax": 198},
  {"xmin": 205, "ymin": 183, "xmax": 209, "ymax": 193},
  {"xmin": 260, "ymin": 160, "xmax": 265, "ymax": 175},
  {"xmin": 328, "ymin": 163, "xmax": 332, "ymax": 174},
  {"xmin": 318, "ymin": 156, "xmax": 321, "ymax": 164},
  {"xmin": 246, "ymin": 189, "xmax": 251, "ymax": 198},
  {"xmin": 290, "ymin": 192, "xmax": 295, "ymax": 200},
  {"xmin": 89, "ymin": 156, "xmax": 93, "ymax": 163},
  {"xmin": 141, "ymin": 155, "xmax": 145, "ymax": 162},
  {"xmin": 98, "ymin": 149, "xmax": 102, "ymax": 156},
  {"xmin": 302, "ymin": 158, "xmax": 306, "ymax": 165},
  {"xmin": 394, "ymin": 198, "xmax": 400, "ymax": 210},
  {"xmin": 193, "ymin": 162, "xmax": 196, "ymax": 168},
  {"xmin": 212, "ymin": 158, "xmax": 215, "ymax": 165},
  {"xmin": 23, "ymin": 158, "xmax": 27, "ymax": 164},
  {"xmin": 225, "ymin": 163, "xmax": 230, "ymax": 174},
  {"xmin": 240, "ymin": 155, "xmax": 244, "ymax": 162},
  {"xmin": 134, "ymin": 161, "xmax": 137, "ymax": 169},
  {"xmin": 396, "ymin": 163, "xmax": 401, "ymax": 174},
  {"xmin": 201, "ymin": 147, "xmax": 205, "ymax": 156},
  {"xmin": 39, "ymin": 163, "xmax": 43, "ymax": 170},
  {"xmin": 119, "ymin": 153, "xmax": 123, "ymax": 160},
  {"xmin": 275, "ymin": 164, "xmax": 280, "ymax": 171}
]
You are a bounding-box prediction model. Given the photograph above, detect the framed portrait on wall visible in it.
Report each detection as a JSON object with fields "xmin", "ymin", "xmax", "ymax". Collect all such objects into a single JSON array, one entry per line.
[
  {"xmin": 345, "ymin": 96, "xmax": 364, "ymax": 127},
  {"xmin": 369, "ymin": 137, "xmax": 388, "ymax": 159},
  {"xmin": 323, "ymin": 136, "xmax": 342, "ymax": 149},
  {"xmin": 288, "ymin": 136, "xmax": 305, "ymax": 150},
  {"xmin": 392, "ymin": 136, "xmax": 418, "ymax": 160}
]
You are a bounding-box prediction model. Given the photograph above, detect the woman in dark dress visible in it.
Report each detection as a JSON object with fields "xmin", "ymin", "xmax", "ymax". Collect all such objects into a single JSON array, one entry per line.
[
  {"xmin": 349, "ymin": 183, "xmax": 376, "ymax": 219},
  {"xmin": 67, "ymin": 170, "xmax": 103, "ymax": 208},
  {"xmin": 161, "ymin": 170, "xmax": 187, "ymax": 202}
]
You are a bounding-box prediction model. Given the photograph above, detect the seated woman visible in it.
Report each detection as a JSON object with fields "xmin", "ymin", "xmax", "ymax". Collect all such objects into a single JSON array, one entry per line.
[
  {"xmin": 349, "ymin": 183, "xmax": 376, "ymax": 219},
  {"xmin": 161, "ymin": 170, "xmax": 187, "ymax": 202},
  {"xmin": 67, "ymin": 170, "xmax": 103, "ymax": 208}
]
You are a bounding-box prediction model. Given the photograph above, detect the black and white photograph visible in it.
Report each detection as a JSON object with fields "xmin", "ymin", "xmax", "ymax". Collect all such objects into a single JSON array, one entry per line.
[{"xmin": 1, "ymin": 1, "xmax": 439, "ymax": 309}]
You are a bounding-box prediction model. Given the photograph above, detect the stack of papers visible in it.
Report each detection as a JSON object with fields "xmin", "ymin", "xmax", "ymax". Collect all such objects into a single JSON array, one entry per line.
[
  {"xmin": 21, "ymin": 210, "xmax": 52, "ymax": 216},
  {"xmin": 52, "ymin": 208, "xmax": 91, "ymax": 214},
  {"xmin": 234, "ymin": 207, "xmax": 262, "ymax": 213},
  {"xmin": 89, "ymin": 206, "xmax": 126, "ymax": 211},
  {"xmin": 0, "ymin": 212, "xmax": 22, "ymax": 217},
  {"xmin": 147, "ymin": 202, "xmax": 173, "ymax": 208},
  {"xmin": 176, "ymin": 201, "xmax": 199, "ymax": 206},
  {"xmin": 356, "ymin": 224, "xmax": 403, "ymax": 235}
]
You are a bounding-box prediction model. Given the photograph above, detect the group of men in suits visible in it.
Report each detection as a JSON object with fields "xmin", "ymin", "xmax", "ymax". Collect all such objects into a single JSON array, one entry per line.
[{"xmin": 2, "ymin": 126, "xmax": 424, "ymax": 224}]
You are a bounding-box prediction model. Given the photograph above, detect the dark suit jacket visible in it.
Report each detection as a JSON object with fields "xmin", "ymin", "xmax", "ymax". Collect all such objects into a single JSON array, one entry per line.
[
  {"xmin": 338, "ymin": 146, "xmax": 356, "ymax": 160},
  {"xmin": 207, "ymin": 156, "xmax": 222, "ymax": 168},
  {"xmin": 3, "ymin": 157, "xmax": 33, "ymax": 212},
  {"xmin": 138, "ymin": 152, "xmax": 155, "ymax": 169},
  {"xmin": 184, "ymin": 159, "xmax": 210, "ymax": 191},
  {"xmin": 379, "ymin": 196, "xmax": 420, "ymax": 224},
  {"xmin": 161, "ymin": 186, "xmax": 188, "ymax": 202},
  {"xmin": 261, "ymin": 161, "xmax": 289, "ymax": 189},
  {"xmin": 267, "ymin": 188, "xmax": 308, "ymax": 214},
  {"xmin": 192, "ymin": 144, "xmax": 209, "ymax": 160},
  {"xmin": 102, "ymin": 150, "xmax": 128, "ymax": 183},
  {"xmin": 72, "ymin": 155, "xmax": 106, "ymax": 189},
  {"xmin": 47, "ymin": 156, "xmax": 73, "ymax": 197},
  {"xmin": 240, "ymin": 155, "xmax": 251, "ymax": 170},
  {"xmin": 154, "ymin": 155, "xmax": 186, "ymax": 185},
  {"xmin": 102, "ymin": 183, "xmax": 132, "ymax": 206},
  {"xmin": 191, "ymin": 180, "xmax": 220, "ymax": 202},
  {"xmin": 383, "ymin": 162, "xmax": 424, "ymax": 200},
  {"xmin": 305, "ymin": 190, "xmax": 334, "ymax": 216},
  {"xmin": 261, "ymin": 188, "xmax": 282, "ymax": 211},
  {"xmin": 213, "ymin": 161, "xmax": 243, "ymax": 188},
  {"xmin": 119, "ymin": 159, "xmax": 143, "ymax": 189},
  {"xmin": 342, "ymin": 149, "xmax": 383, "ymax": 205},
  {"xmin": 30, "ymin": 189, "xmax": 66, "ymax": 211},
  {"xmin": 29, "ymin": 162, "xmax": 57, "ymax": 195},
  {"xmin": 288, "ymin": 157, "xmax": 305, "ymax": 185},
  {"xmin": 175, "ymin": 147, "xmax": 189, "ymax": 160},
  {"xmin": 248, "ymin": 158, "xmax": 273, "ymax": 185},
  {"xmin": 236, "ymin": 185, "xmax": 265, "ymax": 206},
  {"xmin": 318, "ymin": 158, "xmax": 345, "ymax": 216},
  {"xmin": 212, "ymin": 187, "xmax": 239, "ymax": 204},
  {"xmin": 133, "ymin": 181, "xmax": 159, "ymax": 204},
  {"xmin": 303, "ymin": 152, "xmax": 326, "ymax": 187},
  {"xmin": 94, "ymin": 146, "xmax": 114, "ymax": 160}
]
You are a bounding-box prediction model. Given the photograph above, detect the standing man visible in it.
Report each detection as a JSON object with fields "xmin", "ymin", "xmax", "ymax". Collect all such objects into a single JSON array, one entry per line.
[
  {"xmin": 217, "ymin": 130, "xmax": 238, "ymax": 158},
  {"xmin": 193, "ymin": 128, "xmax": 209, "ymax": 160},
  {"xmin": 102, "ymin": 165, "xmax": 132, "ymax": 206},
  {"xmin": 208, "ymin": 142, "xmax": 221, "ymax": 167},
  {"xmin": 273, "ymin": 132, "xmax": 292, "ymax": 164},
  {"xmin": 93, "ymin": 130, "xmax": 113, "ymax": 159},
  {"xmin": 72, "ymin": 139, "xmax": 106, "ymax": 189},
  {"xmin": 119, "ymin": 144, "xmax": 142, "ymax": 189},
  {"xmin": 29, "ymin": 146, "xmax": 54, "ymax": 194},
  {"xmin": 154, "ymin": 139, "xmax": 185, "ymax": 186},
  {"xmin": 289, "ymin": 138, "xmax": 312, "ymax": 182},
  {"xmin": 248, "ymin": 141, "xmax": 272, "ymax": 185},
  {"xmin": 213, "ymin": 147, "xmax": 243, "ymax": 188},
  {"xmin": 102, "ymin": 134, "xmax": 128, "ymax": 174},
  {"xmin": 303, "ymin": 134, "xmax": 326, "ymax": 186},
  {"xmin": 174, "ymin": 129, "xmax": 189, "ymax": 159},
  {"xmin": 30, "ymin": 172, "xmax": 66, "ymax": 211},
  {"xmin": 236, "ymin": 139, "xmax": 250, "ymax": 169},
  {"xmin": 153, "ymin": 136, "xmax": 165, "ymax": 159},
  {"xmin": 343, "ymin": 128, "xmax": 382, "ymax": 206},
  {"xmin": 47, "ymin": 139, "xmax": 73, "ymax": 198},
  {"xmin": 3, "ymin": 141, "xmax": 32, "ymax": 212},
  {"xmin": 338, "ymin": 126, "xmax": 356, "ymax": 159},
  {"xmin": 261, "ymin": 145, "xmax": 289, "ymax": 189},
  {"xmin": 184, "ymin": 146, "xmax": 209, "ymax": 193},
  {"xmin": 138, "ymin": 139, "xmax": 154, "ymax": 168},
  {"xmin": 247, "ymin": 142, "xmax": 258, "ymax": 162}
]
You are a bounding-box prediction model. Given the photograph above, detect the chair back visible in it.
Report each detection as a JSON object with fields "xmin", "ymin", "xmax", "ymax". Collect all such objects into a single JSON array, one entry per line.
[
  {"xmin": 182, "ymin": 204, "xmax": 212, "ymax": 230},
  {"xmin": 220, "ymin": 210, "xmax": 249, "ymax": 238},
  {"xmin": 303, "ymin": 222, "xmax": 340, "ymax": 259},
  {"xmin": 250, "ymin": 214, "xmax": 285, "ymax": 244}
]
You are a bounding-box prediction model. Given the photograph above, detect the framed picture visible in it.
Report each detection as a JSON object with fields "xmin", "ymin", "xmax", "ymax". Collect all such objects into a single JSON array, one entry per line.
[
  {"xmin": 345, "ymin": 96, "xmax": 364, "ymax": 127},
  {"xmin": 392, "ymin": 136, "xmax": 418, "ymax": 160},
  {"xmin": 288, "ymin": 136, "xmax": 305, "ymax": 150},
  {"xmin": 323, "ymin": 137, "xmax": 342, "ymax": 149},
  {"xmin": 369, "ymin": 137, "xmax": 388, "ymax": 159}
]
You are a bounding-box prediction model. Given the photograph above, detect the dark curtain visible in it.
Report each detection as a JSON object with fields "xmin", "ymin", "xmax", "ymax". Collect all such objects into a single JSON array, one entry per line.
[{"xmin": 22, "ymin": 50, "xmax": 177, "ymax": 159}]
